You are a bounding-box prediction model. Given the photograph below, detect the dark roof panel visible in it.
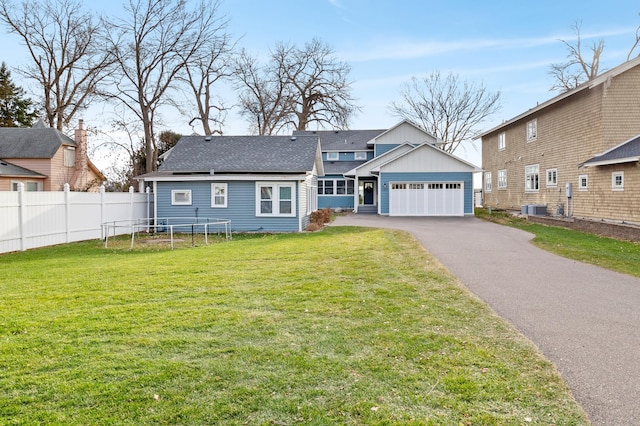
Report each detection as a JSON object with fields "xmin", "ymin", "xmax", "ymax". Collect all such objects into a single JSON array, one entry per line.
[
  {"xmin": 293, "ymin": 129, "xmax": 384, "ymax": 151},
  {"xmin": 582, "ymin": 134, "xmax": 640, "ymax": 167},
  {"xmin": 323, "ymin": 160, "xmax": 367, "ymax": 175},
  {"xmin": 0, "ymin": 127, "xmax": 76, "ymax": 159},
  {"xmin": 159, "ymin": 135, "xmax": 320, "ymax": 173},
  {"xmin": 0, "ymin": 160, "xmax": 46, "ymax": 177}
]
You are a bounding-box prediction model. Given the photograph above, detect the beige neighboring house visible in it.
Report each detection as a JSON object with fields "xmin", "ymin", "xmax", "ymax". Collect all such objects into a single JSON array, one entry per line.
[
  {"xmin": 480, "ymin": 56, "xmax": 640, "ymax": 224},
  {"xmin": 0, "ymin": 119, "xmax": 104, "ymax": 192}
]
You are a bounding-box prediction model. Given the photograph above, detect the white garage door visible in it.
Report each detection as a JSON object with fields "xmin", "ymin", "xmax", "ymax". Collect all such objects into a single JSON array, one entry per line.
[{"xmin": 389, "ymin": 182, "xmax": 464, "ymax": 216}]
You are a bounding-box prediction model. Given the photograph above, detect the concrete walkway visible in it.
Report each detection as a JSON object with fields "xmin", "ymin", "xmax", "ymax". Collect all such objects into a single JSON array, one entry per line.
[{"xmin": 331, "ymin": 215, "xmax": 640, "ymax": 426}]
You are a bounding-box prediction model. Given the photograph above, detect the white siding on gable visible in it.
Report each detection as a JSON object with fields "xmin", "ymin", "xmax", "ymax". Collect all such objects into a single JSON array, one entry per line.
[
  {"xmin": 374, "ymin": 121, "xmax": 437, "ymax": 146},
  {"xmin": 379, "ymin": 145, "xmax": 478, "ymax": 173}
]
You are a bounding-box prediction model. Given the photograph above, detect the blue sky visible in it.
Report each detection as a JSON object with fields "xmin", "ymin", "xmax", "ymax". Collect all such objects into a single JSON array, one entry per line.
[{"xmin": 1, "ymin": 0, "xmax": 639, "ymax": 167}]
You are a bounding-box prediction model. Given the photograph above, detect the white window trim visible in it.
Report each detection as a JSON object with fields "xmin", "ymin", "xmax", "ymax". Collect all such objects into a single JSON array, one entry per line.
[
  {"xmin": 211, "ymin": 183, "xmax": 228, "ymax": 208},
  {"xmin": 354, "ymin": 152, "xmax": 367, "ymax": 160},
  {"xmin": 546, "ymin": 168, "xmax": 558, "ymax": 187},
  {"xmin": 326, "ymin": 152, "xmax": 339, "ymax": 161},
  {"xmin": 578, "ymin": 174, "xmax": 589, "ymax": 191},
  {"xmin": 171, "ymin": 189, "xmax": 192, "ymax": 205},
  {"xmin": 612, "ymin": 171, "xmax": 624, "ymax": 191},
  {"xmin": 318, "ymin": 178, "xmax": 354, "ymax": 196},
  {"xmin": 484, "ymin": 172, "xmax": 492, "ymax": 192},
  {"xmin": 526, "ymin": 119, "xmax": 537, "ymax": 142},
  {"xmin": 497, "ymin": 169, "xmax": 507, "ymax": 189},
  {"xmin": 256, "ymin": 182, "xmax": 296, "ymax": 217},
  {"xmin": 525, "ymin": 164, "xmax": 540, "ymax": 192},
  {"xmin": 498, "ymin": 132, "xmax": 506, "ymax": 151}
]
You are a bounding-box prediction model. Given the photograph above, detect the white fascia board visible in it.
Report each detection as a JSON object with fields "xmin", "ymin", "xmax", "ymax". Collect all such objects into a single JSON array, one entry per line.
[{"xmin": 581, "ymin": 157, "xmax": 639, "ymax": 167}]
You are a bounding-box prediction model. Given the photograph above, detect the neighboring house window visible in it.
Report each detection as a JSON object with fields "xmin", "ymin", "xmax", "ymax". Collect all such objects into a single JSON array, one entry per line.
[
  {"xmin": 497, "ymin": 169, "xmax": 507, "ymax": 189},
  {"xmin": 11, "ymin": 181, "xmax": 42, "ymax": 191},
  {"xmin": 484, "ymin": 172, "xmax": 492, "ymax": 192},
  {"xmin": 326, "ymin": 152, "xmax": 339, "ymax": 161},
  {"xmin": 354, "ymin": 152, "xmax": 367, "ymax": 160},
  {"xmin": 546, "ymin": 168, "xmax": 558, "ymax": 187},
  {"xmin": 498, "ymin": 132, "xmax": 506, "ymax": 151},
  {"xmin": 526, "ymin": 119, "xmax": 537, "ymax": 141},
  {"xmin": 64, "ymin": 146, "xmax": 76, "ymax": 167},
  {"xmin": 211, "ymin": 183, "xmax": 228, "ymax": 208},
  {"xmin": 256, "ymin": 182, "xmax": 295, "ymax": 217},
  {"xmin": 318, "ymin": 179, "xmax": 354, "ymax": 195},
  {"xmin": 171, "ymin": 189, "xmax": 192, "ymax": 205},
  {"xmin": 612, "ymin": 172, "xmax": 624, "ymax": 191},
  {"xmin": 578, "ymin": 174, "xmax": 588, "ymax": 191},
  {"xmin": 525, "ymin": 164, "xmax": 539, "ymax": 192}
]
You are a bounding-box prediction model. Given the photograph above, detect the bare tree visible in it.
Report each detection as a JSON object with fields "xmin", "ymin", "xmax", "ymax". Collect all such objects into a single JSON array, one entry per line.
[
  {"xmin": 0, "ymin": 0, "xmax": 112, "ymax": 130},
  {"xmin": 390, "ymin": 71, "xmax": 501, "ymax": 154},
  {"xmin": 235, "ymin": 38, "xmax": 358, "ymax": 134},
  {"xmin": 549, "ymin": 22, "xmax": 604, "ymax": 93},
  {"xmin": 180, "ymin": 7, "xmax": 234, "ymax": 136},
  {"xmin": 628, "ymin": 13, "xmax": 640, "ymax": 60},
  {"xmin": 234, "ymin": 50, "xmax": 294, "ymax": 135},
  {"xmin": 104, "ymin": 0, "xmax": 218, "ymax": 173}
]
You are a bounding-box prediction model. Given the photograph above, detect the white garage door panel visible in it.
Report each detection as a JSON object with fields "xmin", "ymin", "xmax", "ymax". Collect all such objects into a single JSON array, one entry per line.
[{"xmin": 389, "ymin": 182, "xmax": 463, "ymax": 216}]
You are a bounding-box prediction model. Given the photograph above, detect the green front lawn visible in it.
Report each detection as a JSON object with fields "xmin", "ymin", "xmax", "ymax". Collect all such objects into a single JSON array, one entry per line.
[
  {"xmin": 476, "ymin": 208, "xmax": 640, "ymax": 278},
  {"xmin": 0, "ymin": 227, "xmax": 588, "ymax": 425}
]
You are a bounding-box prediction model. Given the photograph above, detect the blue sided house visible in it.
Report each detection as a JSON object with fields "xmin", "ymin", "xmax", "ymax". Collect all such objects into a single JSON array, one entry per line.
[
  {"xmin": 140, "ymin": 120, "xmax": 480, "ymax": 232},
  {"xmin": 294, "ymin": 120, "xmax": 481, "ymax": 216}
]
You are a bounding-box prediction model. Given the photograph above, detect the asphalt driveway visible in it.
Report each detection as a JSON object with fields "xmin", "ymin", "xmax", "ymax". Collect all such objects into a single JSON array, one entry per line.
[{"xmin": 331, "ymin": 214, "xmax": 640, "ymax": 426}]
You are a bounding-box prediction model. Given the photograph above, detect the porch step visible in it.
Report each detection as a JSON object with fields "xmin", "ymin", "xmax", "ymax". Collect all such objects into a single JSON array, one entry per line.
[{"xmin": 357, "ymin": 205, "xmax": 377, "ymax": 214}]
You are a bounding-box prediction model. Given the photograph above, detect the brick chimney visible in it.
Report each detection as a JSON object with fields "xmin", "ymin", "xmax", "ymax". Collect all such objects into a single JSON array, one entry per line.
[{"xmin": 70, "ymin": 119, "xmax": 89, "ymax": 190}]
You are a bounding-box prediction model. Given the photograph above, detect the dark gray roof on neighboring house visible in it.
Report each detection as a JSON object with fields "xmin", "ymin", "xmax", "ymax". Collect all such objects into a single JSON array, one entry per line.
[
  {"xmin": 159, "ymin": 135, "xmax": 320, "ymax": 173},
  {"xmin": 581, "ymin": 134, "xmax": 640, "ymax": 167},
  {"xmin": 0, "ymin": 159, "xmax": 46, "ymax": 177},
  {"xmin": 0, "ymin": 127, "xmax": 76, "ymax": 159},
  {"xmin": 293, "ymin": 129, "xmax": 385, "ymax": 151},
  {"xmin": 323, "ymin": 160, "xmax": 367, "ymax": 175}
]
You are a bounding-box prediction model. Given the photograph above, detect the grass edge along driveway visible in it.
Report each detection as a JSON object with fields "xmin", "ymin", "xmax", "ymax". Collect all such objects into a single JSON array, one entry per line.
[{"xmin": 0, "ymin": 227, "xmax": 589, "ymax": 425}]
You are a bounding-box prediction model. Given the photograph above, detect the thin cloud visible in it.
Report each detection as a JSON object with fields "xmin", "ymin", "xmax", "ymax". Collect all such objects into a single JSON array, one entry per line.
[{"xmin": 341, "ymin": 26, "xmax": 638, "ymax": 63}]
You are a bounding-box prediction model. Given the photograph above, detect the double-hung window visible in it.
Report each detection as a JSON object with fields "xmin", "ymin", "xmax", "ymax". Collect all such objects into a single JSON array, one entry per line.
[
  {"xmin": 525, "ymin": 164, "xmax": 539, "ymax": 192},
  {"xmin": 498, "ymin": 132, "xmax": 506, "ymax": 151},
  {"xmin": 497, "ymin": 169, "xmax": 507, "ymax": 189},
  {"xmin": 484, "ymin": 172, "xmax": 492, "ymax": 192},
  {"xmin": 526, "ymin": 119, "xmax": 537, "ymax": 141},
  {"xmin": 612, "ymin": 172, "xmax": 624, "ymax": 191},
  {"xmin": 546, "ymin": 168, "xmax": 557, "ymax": 187},
  {"xmin": 211, "ymin": 183, "xmax": 228, "ymax": 208},
  {"xmin": 256, "ymin": 182, "xmax": 295, "ymax": 217}
]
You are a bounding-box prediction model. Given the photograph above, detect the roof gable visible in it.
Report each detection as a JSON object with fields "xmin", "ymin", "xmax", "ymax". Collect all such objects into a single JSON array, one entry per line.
[
  {"xmin": 0, "ymin": 127, "xmax": 76, "ymax": 159},
  {"xmin": 0, "ymin": 159, "xmax": 46, "ymax": 177},
  {"xmin": 344, "ymin": 143, "xmax": 415, "ymax": 177},
  {"xmin": 375, "ymin": 143, "xmax": 482, "ymax": 173},
  {"xmin": 159, "ymin": 135, "xmax": 322, "ymax": 174},
  {"xmin": 478, "ymin": 56, "xmax": 640, "ymax": 138},
  {"xmin": 371, "ymin": 120, "xmax": 439, "ymax": 146}
]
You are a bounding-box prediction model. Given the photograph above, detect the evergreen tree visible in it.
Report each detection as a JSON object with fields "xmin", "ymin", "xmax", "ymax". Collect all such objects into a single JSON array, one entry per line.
[{"xmin": 0, "ymin": 62, "xmax": 38, "ymax": 127}]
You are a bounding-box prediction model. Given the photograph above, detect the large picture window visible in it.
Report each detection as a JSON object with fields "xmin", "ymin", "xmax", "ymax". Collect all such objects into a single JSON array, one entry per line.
[
  {"xmin": 256, "ymin": 183, "xmax": 296, "ymax": 217},
  {"xmin": 525, "ymin": 164, "xmax": 539, "ymax": 192}
]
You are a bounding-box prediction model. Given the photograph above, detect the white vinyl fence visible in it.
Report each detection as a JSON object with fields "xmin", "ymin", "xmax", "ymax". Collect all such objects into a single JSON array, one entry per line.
[{"xmin": 0, "ymin": 183, "xmax": 153, "ymax": 254}]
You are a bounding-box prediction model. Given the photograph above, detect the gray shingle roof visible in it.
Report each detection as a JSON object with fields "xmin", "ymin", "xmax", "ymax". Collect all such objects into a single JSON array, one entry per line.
[
  {"xmin": 293, "ymin": 129, "xmax": 385, "ymax": 151},
  {"xmin": 581, "ymin": 134, "xmax": 640, "ymax": 167},
  {"xmin": 0, "ymin": 127, "xmax": 76, "ymax": 159},
  {"xmin": 0, "ymin": 160, "xmax": 46, "ymax": 177},
  {"xmin": 323, "ymin": 160, "xmax": 367, "ymax": 175},
  {"xmin": 159, "ymin": 135, "xmax": 320, "ymax": 173}
]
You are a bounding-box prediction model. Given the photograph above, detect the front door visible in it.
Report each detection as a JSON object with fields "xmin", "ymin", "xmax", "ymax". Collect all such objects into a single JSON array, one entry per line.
[{"xmin": 362, "ymin": 181, "xmax": 374, "ymax": 205}]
